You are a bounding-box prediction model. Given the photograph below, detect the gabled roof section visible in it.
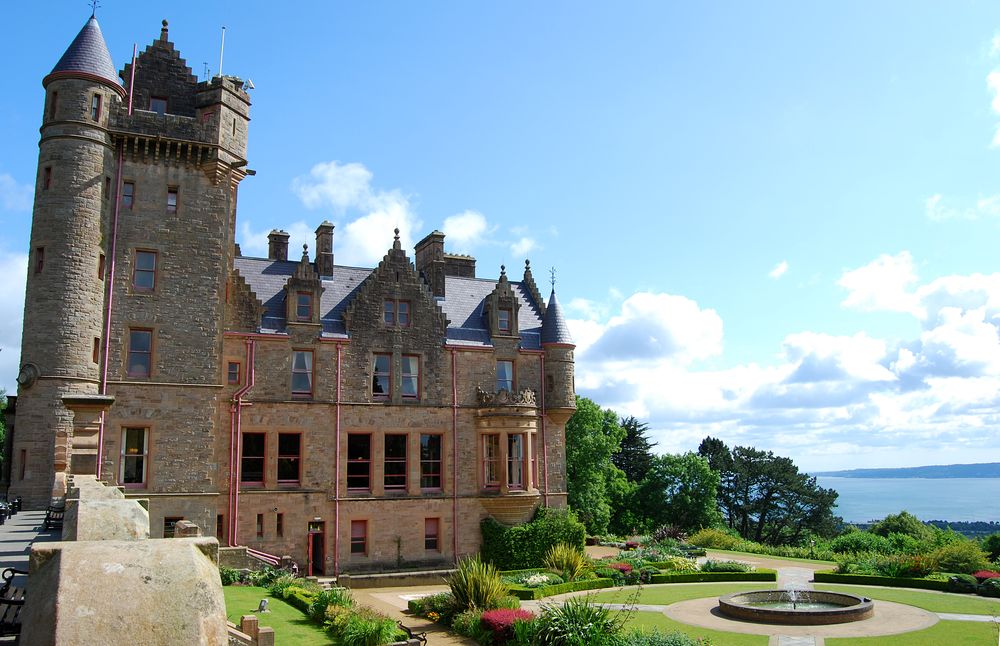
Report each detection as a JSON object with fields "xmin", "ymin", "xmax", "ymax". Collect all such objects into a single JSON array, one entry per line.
[
  {"xmin": 541, "ymin": 290, "xmax": 574, "ymax": 345},
  {"xmin": 46, "ymin": 16, "xmax": 124, "ymax": 96}
]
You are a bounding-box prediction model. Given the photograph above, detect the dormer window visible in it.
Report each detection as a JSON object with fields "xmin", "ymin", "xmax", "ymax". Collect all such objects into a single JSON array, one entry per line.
[
  {"xmin": 296, "ymin": 292, "xmax": 312, "ymax": 321},
  {"xmin": 498, "ymin": 308, "xmax": 512, "ymax": 333},
  {"xmin": 149, "ymin": 97, "xmax": 167, "ymax": 116}
]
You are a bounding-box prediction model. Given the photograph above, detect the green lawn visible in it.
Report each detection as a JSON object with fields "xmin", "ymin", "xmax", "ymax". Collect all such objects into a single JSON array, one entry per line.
[
  {"xmin": 826, "ymin": 620, "xmax": 998, "ymax": 646},
  {"xmin": 591, "ymin": 582, "xmax": 777, "ymax": 605},
  {"xmin": 223, "ymin": 585, "xmax": 334, "ymax": 646},
  {"xmin": 621, "ymin": 611, "xmax": 768, "ymax": 646},
  {"xmin": 815, "ymin": 584, "xmax": 1000, "ymax": 615}
]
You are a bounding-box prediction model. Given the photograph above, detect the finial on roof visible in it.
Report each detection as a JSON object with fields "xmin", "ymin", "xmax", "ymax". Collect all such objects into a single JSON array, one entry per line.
[
  {"xmin": 550, "ymin": 266, "xmax": 556, "ymax": 291},
  {"xmin": 525, "ymin": 259, "xmax": 531, "ymax": 269},
  {"xmin": 393, "ymin": 227, "xmax": 401, "ymax": 250},
  {"xmin": 301, "ymin": 243, "xmax": 309, "ymax": 260},
  {"xmin": 90, "ymin": 0, "xmax": 100, "ymax": 17},
  {"xmin": 500, "ymin": 264, "xmax": 506, "ymax": 277},
  {"xmin": 160, "ymin": 19, "xmax": 169, "ymax": 41}
]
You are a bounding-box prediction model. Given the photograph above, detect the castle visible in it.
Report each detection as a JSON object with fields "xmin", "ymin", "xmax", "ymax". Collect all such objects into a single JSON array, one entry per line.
[{"xmin": 9, "ymin": 15, "xmax": 575, "ymax": 575}]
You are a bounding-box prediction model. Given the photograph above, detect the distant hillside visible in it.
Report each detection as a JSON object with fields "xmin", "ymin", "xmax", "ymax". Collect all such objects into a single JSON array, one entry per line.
[{"xmin": 814, "ymin": 463, "xmax": 1000, "ymax": 479}]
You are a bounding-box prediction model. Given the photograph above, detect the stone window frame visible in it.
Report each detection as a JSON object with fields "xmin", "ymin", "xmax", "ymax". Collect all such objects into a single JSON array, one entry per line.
[
  {"xmin": 482, "ymin": 433, "xmax": 500, "ymax": 490},
  {"xmin": 132, "ymin": 249, "xmax": 158, "ymax": 293},
  {"xmin": 424, "ymin": 517, "xmax": 440, "ymax": 552},
  {"xmin": 122, "ymin": 181, "xmax": 135, "ymax": 209},
  {"xmin": 48, "ymin": 90, "xmax": 58, "ymax": 120},
  {"xmin": 498, "ymin": 307, "xmax": 513, "ymax": 333},
  {"xmin": 256, "ymin": 513, "xmax": 264, "ymax": 539},
  {"xmin": 508, "ymin": 433, "xmax": 527, "ymax": 491},
  {"xmin": 346, "ymin": 433, "xmax": 372, "ymax": 492},
  {"xmin": 276, "ymin": 512, "xmax": 284, "ymax": 538},
  {"xmin": 277, "ymin": 432, "xmax": 301, "ymax": 486},
  {"xmin": 42, "ymin": 167, "xmax": 51, "ymax": 191},
  {"xmin": 33, "ymin": 247, "xmax": 44, "ymax": 274},
  {"xmin": 98, "ymin": 253, "xmax": 106, "ymax": 281},
  {"xmin": 383, "ymin": 433, "xmax": 408, "ymax": 492},
  {"xmin": 496, "ymin": 359, "xmax": 515, "ymax": 393},
  {"xmin": 295, "ymin": 291, "xmax": 312, "ymax": 322},
  {"xmin": 419, "ymin": 433, "xmax": 443, "ymax": 492},
  {"xmin": 92, "ymin": 337, "xmax": 100, "ymax": 364},
  {"xmin": 227, "ymin": 361, "xmax": 241, "ymax": 385},
  {"xmin": 166, "ymin": 186, "xmax": 178, "ymax": 214},
  {"xmin": 401, "ymin": 354, "xmax": 420, "ymax": 401},
  {"xmin": 120, "ymin": 426, "xmax": 148, "ymax": 488},
  {"xmin": 350, "ymin": 519, "xmax": 368, "ymax": 555},
  {"xmin": 149, "ymin": 96, "xmax": 168, "ymax": 116},
  {"xmin": 90, "ymin": 93, "xmax": 102, "ymax": 122},
  {"xmin": 383, "ymin": 299, "xmax": 411, "ymax": 328},
  {"xmin": 372, "ymin": 353, "xmax": 391, "ymax": 400},
  {"xmin": 291, "ymin": 349, "xmax": 314, "ymax": 399},
  {"xmin": 240, "ymin": 432, "xmax": 266, "ymax": 487},
  {"xmin": 126, "ymin": 328, "xmax": 154, "ymax": 378}
]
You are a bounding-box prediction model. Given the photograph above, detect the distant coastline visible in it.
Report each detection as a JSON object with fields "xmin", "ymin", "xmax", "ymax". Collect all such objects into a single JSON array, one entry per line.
[{"xmin": 813, "ymin": 462, "xmax": 1000, "ymax": 479}]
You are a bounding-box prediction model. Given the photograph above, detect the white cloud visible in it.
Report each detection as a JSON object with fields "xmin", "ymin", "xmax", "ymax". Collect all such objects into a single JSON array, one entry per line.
[
  {"xmin": 442, "ymin": 210, "xmax": 490, "ymax": 252},
  {"xmin": 769, "ymin": 260, "xmax": 788, "ymax": 279},
  {"xmin": 838, "ymin": 251, "xmax": 921, "ymax": 316},
  {"xmin": 988, "ymin": 70, "xmax": 1000, "ymax": 147},
  {"xmin": 0, "ymin": 251, "xmax": 27, "ymax": 393},
  {"xmin": 991, "ymin": 32, "xmax": 1000, "ymax": 58},
  {"xmin": 510, "ymin": 236, "xmax": 537, "ymax": 257},
  {"xmin": 926, "ymin": 193, "xmax": 1000, "ymax": 221},
  {"xmin": 0, "ymin": 174, "xmax": 32, "ymax": 212}
]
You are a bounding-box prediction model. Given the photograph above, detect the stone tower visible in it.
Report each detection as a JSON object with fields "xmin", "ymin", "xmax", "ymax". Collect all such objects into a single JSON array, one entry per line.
[
  {"xmin": 541, "ymin": 289, "xmax": 576, "ymax": 424},
  {"xmin": 10, "ymin": 16, "xmax": 126, "ymax": 506}
]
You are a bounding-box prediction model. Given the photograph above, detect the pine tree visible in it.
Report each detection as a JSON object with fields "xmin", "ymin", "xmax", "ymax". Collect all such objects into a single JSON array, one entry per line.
[{"xmin": 612, "ymin": 416, "xmax": 656, "ymax": 483}]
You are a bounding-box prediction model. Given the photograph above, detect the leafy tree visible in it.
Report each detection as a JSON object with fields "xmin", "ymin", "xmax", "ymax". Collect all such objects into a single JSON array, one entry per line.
[
  {"xmin": 870, "ymin": 511, "xmax": 933, "ymax": 542},
  {"xmin": 982, "ymin": 532, "xmax": 1000, "ymax": 562},
  {"xmin": 564, "ymin": 397, "xmax": 625, "ymax": 535},
  {"xmin": 605, "ymin": 466, "xmax": 641, "ymax": 536},
  {"xmin": 633, "ymin": 452, "xmax": 721, "ymax": 533},
  {"xmin": 698, "ymin": 437, "xmax": 840, "ymax": 545},
  {"xmin": 611, "ymin": 416, "xmax": 656, "ymax": 483}
]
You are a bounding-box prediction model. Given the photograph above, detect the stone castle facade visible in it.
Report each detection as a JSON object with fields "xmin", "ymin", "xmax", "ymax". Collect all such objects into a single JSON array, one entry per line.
[{"xmin": 9, "ymin": 16, "xmax": 576, "ymax": 575}]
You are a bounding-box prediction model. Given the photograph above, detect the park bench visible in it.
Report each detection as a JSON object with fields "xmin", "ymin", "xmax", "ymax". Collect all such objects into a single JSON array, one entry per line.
[
  {"xmin": 397, "ymin": 621, "xmax": 427, "ymax": 645},
  {"xmin": 44, "ymin": 499, "xmax": 65, "ymax": 530},
  {"xmin": 0, "ymin": 567, "xmax": 27, "ymax": 636}
]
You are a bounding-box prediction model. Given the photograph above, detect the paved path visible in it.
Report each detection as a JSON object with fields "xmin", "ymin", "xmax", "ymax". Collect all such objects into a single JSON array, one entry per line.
[{"xmin": 0, "ymin": 509, "xmax": 58, "ymax": 643}]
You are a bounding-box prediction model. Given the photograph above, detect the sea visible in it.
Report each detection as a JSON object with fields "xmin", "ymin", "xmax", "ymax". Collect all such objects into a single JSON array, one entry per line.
[{"xmin": 815, "ymin": 477, "xmax": 1000, "ymax": 524}]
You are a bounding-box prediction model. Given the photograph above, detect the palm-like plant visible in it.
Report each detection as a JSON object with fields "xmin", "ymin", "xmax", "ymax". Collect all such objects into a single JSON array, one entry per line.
[{"xmin": 448, "ymin": 555, "xmax": 511, "ymax": 611}]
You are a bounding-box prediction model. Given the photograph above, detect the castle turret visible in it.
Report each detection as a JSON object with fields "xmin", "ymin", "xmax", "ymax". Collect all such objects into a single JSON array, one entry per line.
[
  {"xmin": 541, "ymin": 289, "xmax": 576, "ymax": 424},
  {"xmin": 11, "ymin": 15, "xmax": 126, "ymax": 506}
]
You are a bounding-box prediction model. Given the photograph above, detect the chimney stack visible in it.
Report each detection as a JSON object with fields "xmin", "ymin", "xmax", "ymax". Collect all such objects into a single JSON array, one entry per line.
[
  {"xmin": 414, "ymin": 230, "xmax": 446, "ymax": 297},
  {"xmin": 315, "ymin": 221, "xmax": 334, "ymax": 276},
  {"xmin": 267, "ymin": 230, "xmax": 289, "ymax": 261}
]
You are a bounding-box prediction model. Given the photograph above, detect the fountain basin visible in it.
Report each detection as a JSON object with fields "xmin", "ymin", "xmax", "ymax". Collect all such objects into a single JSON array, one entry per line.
[{"xmin": 718, "ymin": 590, "xmax": 873, "ymax": 625}]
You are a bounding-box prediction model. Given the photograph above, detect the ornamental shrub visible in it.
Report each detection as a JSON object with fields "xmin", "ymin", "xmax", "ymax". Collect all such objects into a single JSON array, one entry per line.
[
  {"xmin": 948, "ymin": 574, "xmax": 978, "ymax": 594},
  {"xmin": 656, "ymin": 556, "xmax": 699, "ymax": 572},
  {"xmin": 700, "ymin": 560, "xmax": 752, "ymax": 573},
  {"xmin": 829, "ymin": 531, "xmax": 891, "ymax": 554},
  {"xmin": 537, "ymin": 595, "xmax": 621, "ymax": 646},
  {"xmin": 481, "ymin": 608, "xmax": 535, "ymax": 642},
  {"xmin": 544, "ymin": 543, "xmax": 589, "ymax": 582},
  {"xmin": 870, "ymin": 511, "xmax": 933, "ymax": 542},
  {"xmin": 481, "ymin": 508, "xmax": 587, "ymax": 570},
  {"xmin": 651, "ymin": 524, "xmax": 688, "ymax": 543},
  {"xmin": 687, "ymin": 528, "xmax": 742, "ymax": 550},
  {"xmin": 978, "ymin": 578, "xmax": 1000, "ymax": 598},
  {"xmin": 930, "ymin": 541, "xmax": 991, "ymax": 575},
  {"xmin": 972, "ymin": 570, "xmax": 1000, "ymax": 582},
  {"xmin": 219, "ymin": 566, "xmax": 241, "ymax": 586},
  {"xmin": 308, "ymin": 587, "xmax": 354, "ymax": 621},
  {"xmin": 982, "ymin": 533, "xmax": 1000, "ymax": 561},
  {"xmin": 449, "ymin": 555, "xmax": 511, "ymax": 611},
  {"xmin": 620, "ymin": 629, "xmax": 713, "ymax": 646},
  {"xmin": 329, "ymin": 607, "xmax": 398, "ymax": 646},
  {"xmin": 452, "ymin": 610, "xmax": 492, "ymax": 644}
]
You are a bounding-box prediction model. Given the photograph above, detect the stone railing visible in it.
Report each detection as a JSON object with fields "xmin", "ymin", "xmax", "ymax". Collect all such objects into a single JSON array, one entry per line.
[{"xmin": 20, "ymin": 475, "xmax": 274, "ymax": 645}]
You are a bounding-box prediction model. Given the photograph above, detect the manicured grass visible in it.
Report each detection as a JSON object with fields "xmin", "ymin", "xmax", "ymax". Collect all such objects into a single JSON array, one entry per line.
[
  {"xmin": 706, "ymin": 548, "xmax": 835, "ymax": 566},
  {"xmin": 826, "ymin": 620, "xmax": 998, "ymax": 646},
  {"xmin": 815, "ymin": 584, "xmax": 1000, "ymax": 615},
  {"xmin": 591, "ymin": 582, "xmax": 776, "ymax": 606},
  {"xmin": 620, "ymin": 611, "xmax": 768, "ymax": 646},
  {"xmin": 223, "ymin": 585, "xmax": 334, "ymax": 646}
]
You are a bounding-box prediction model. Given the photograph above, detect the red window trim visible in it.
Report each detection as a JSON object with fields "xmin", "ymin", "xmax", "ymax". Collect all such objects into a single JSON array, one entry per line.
[
  {"xmin": 424, "ymin": 517, "xmax": 440, "ymax": 551},
  {"xmin": 120, "ymin": 426, "xmax": 148, "ymax": 488},
  {"xmin": 291, "ymin": 349, "xmax": 314, "ymax": 398},
  {"xmin": 482, "ymin": 433, "xmax": 500, "ymax": 490},
  {"xmin": 240, "ymin": 431, "xmax": 266, "ymax": 487},
  {"xmin": 126, "ymin": 328, "xmax": 153, "ymax": 378},
  {"xmin": 350, "ymin": 519, "xmax": 368, "ymax": 555},
  {"xmin": 402, "ymin": 354, "xmax": 420, "ymax": 400},
  {"xmin": 277, "ymin": 432, "xmax": 302, "ymax": 485},
  {"xmin": 384, "ymin": 433, "xmax": 408, "ymax": 491},
  {"xmin": 383, "ymin": 300, "xmax": 411, "ymax": 327},
  {"xmin": 420, "ymin": 433, "xmax": 443, "ymax": 491},
  {"xmin": 508, "ymin": 433, "xmax": 527, "ymax": 491},
  {"xmin": 347, "ymin": 433, "xmax": 372, "ymax": 491}
]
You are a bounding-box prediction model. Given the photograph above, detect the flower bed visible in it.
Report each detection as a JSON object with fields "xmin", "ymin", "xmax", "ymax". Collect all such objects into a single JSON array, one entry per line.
[
  {"xmin": 649, "ymin": 569, "xmax": 777, "ymax": 584},
  {"xmin": 814, "ymin": 569, "xmax": 951, "ymax": 592},
  {"xmin": 506, "ymin": 577, "xmax": 615, "ymax": 600}
]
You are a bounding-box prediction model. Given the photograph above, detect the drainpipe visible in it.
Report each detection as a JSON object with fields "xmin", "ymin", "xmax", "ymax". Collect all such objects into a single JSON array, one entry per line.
[
  {"xmin": 230, "ymin": 338, "xmax": 255, "ymax": 545},
  {"xmin": 539, "ymin": 354, "xmax": 548, "ymax": 506},
  {"xmin": 451, "ymin": 348, "xmax": 459, "ymax": 561},
  {"xmin": 334, "ymin": 342, "xmax": 342, "ymax": 576}
]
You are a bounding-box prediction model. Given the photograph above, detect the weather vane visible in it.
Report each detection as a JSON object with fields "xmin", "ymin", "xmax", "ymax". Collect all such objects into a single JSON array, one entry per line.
[
  {"xmin": 550, "ymin": 267, "xmax": 556, "ymax": 290},
  {"xmin": 89, "ymin": 0, "xmax": 100, "ymax": 17}
]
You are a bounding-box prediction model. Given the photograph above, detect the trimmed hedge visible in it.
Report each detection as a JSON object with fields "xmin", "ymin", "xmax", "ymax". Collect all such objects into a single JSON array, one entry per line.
[
  {"xmin": 481, "ymin": 507, "xmax": 586, "ymax": 571},
  {"xmin": 285, "ymin": 588, "xmax": 314, "ymax": 613},
  {"xmin": 507, "ymin": 577, "xmax": 615, "ymax": 600},
  {"xmin": 649, "ymin": 569, "xmax": 777, "ymax": 585},
  {"xmin": 814, "ymin": 570, "xmax": 951, "ymax": 592}
]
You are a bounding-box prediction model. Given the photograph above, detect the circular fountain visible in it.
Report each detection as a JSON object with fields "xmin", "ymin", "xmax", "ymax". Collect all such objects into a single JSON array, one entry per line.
[{"xmin": 718, "ymin": 589, "xmax": 874, "ymax": 625}]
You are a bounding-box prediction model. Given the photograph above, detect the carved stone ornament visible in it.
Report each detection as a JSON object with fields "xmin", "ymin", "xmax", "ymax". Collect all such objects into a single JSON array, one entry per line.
[
  {"xmin": 476, "ymin": 386, "xmax": 537, "ymax": 407},
  {"xmin": 16, "ymin": 363, "xmax": 39, "ymax": 389}
]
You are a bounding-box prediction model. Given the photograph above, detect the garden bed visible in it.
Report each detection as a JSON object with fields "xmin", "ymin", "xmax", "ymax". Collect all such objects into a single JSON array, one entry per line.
[
  {"xmin": 506, "ymin": 577, "xmax": 615, "ymax": 600},
  {"xmin": 813, "ymin": 570, "xmax": 951, "ymax": 592},
  {"xmin": 649, "ymin": 569, "xmax": 777, "ymax": 584}
]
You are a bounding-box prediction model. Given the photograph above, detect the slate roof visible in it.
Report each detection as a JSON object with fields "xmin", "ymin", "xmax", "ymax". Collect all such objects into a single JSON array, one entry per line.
[
  {"xmin": 233, "ymin": 256, "xmax": 546, "ymax": 349},
  {"xmin": 541, "ymin": 290, "xmax": 574, "ymax": 345},
  {"xmin": 48, "ymin": 17, "xmax": 121, "ymax": 90}
]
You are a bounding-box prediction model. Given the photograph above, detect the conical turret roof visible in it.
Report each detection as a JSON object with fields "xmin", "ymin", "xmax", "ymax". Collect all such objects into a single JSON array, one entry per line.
[
  {"xmin": 45, "ymin": 16, "xmax": 123, "ymax": 94},
  {"xmin": 541, "ymin": 290, "xmax": 574, "ymax": 345}
]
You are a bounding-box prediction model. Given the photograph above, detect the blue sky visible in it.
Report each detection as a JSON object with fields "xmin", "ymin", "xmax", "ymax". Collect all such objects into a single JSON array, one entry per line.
[{"xmin": 3, "ymin": 2, "xmax": 1000, "ymax": 471}]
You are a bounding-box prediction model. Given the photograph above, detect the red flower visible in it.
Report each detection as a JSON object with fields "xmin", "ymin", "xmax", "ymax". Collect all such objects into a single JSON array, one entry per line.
[
  {"xmin": 973, "ymin": 570, "xmax": 1000, "ymax": 582},
  {"xmin": 609, "ymin": 562, "xmax": 633, "ymax": 574},
  {"xmin": 480, "ymin": 608, "xmax": 535, "ymax": 642}
]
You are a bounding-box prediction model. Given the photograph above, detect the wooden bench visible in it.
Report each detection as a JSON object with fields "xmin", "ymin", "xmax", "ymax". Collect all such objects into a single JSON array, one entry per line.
[
  {"xmin": 0, "ymin": 568, "xmax": 27, "ymax": 636},
  {"xmin": 397, "ymin": 621, "xmax": 427, "ymax": 645}
]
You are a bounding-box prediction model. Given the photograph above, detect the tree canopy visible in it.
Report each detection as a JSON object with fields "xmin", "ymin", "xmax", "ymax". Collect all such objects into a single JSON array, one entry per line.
[
  {"xmin": 611, "ymin": 416, "xmax": 656, "ymax": 483},
  {"xmin": 632, "ymin": 452, "xmax": 720, "ymax": 533},
  {"xmin": 564, "ymin": 397, "xmax": 625, "ymax": 535}
]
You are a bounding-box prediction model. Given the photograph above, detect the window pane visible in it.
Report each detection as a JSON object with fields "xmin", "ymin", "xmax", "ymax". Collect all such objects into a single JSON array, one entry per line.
[
  {"xmin": 277, "ymin": 434, "xmax": 300, "ymax": 484},
  {"xmin": 128, "ymin": 330, "xmax": 151, "ymax": 377},
  {"xmin": 420, "ymin": 434, "xmax": 441, "ymax": 489},
  {"xmin": 297, "ymin": 293, "xmax": 311, "ymax": 320},
  {"xmin": 129, "ymin": 330, "xmax": 150, "ymax": 352},
  {"xmin": 384, "ymin": 434, "xmax": 407, "ymax": 489},
  {"xmin": 398, "ymin": 302, "xmax": 410, "ymax": 326},
  {"xmin": 347, "ymin": 434, "xmax": 371, "ymax": 490},
  {"xmin": 424, "ymin": 518, "xmax": 439, "ymax": 551},
  {"xmin": 292, "ymin": 351, "xmax": 313, "ymax": 394},
  {"xmin": 241, "ymin": 433, "xmax": 265, "ymax": 483},
  {"xmin": 383, "ymin": 300, "xmax": 395, "ymax": 325},
  {"xmin": 508, "ymin": 434, "xmax": 524, "ymax": 488},
  {"xmin": 496, "ymin": 360, "xmax": 513, "ymax": 392},
  {"xmin": 483, "ymin": 434, "xmax": 500, "ymax": 486},
  {"xmin": 373, "ymin": 354, "xmax": 390, "ymax": 397},
  {"xmin": 402, "ymin": 355, "xmax": 418, "ymax": 398}
]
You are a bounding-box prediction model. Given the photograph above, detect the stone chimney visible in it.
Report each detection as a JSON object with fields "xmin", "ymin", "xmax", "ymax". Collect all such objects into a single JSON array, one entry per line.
[
  {"xmin": 267, "ymin": 230, "xmax": 289, "ymax": 261},
  {"xmin": 315, "ymin": 221, "xmax": 334, "ymax": 276},
  {"xmin": 414, "ymin": 230, "xmax": 446, "ymax": 297}
]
